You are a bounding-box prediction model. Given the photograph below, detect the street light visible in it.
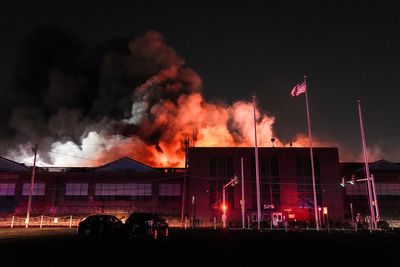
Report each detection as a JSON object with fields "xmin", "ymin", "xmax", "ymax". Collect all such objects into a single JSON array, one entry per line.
[
  {"xmin": 340, "ymin": 174, "xmax": 379, "ymax": 230},
  {"xmin": 341, "ymin": 176, "xmax": 355, "ymax": 187},
  {"xmin": 222, "ymin": 175, "xmax": 239, "ymax": 229}
]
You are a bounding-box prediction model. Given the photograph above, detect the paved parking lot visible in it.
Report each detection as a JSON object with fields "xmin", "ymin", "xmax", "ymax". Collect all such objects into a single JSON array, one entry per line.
[{"xmin": 0, "ymin": 228, "xmax": 399, "ymax": 266}]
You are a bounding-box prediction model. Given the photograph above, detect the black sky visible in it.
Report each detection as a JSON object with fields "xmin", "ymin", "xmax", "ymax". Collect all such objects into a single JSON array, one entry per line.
[{"xmin": 1, "ymin": 0, "xmax": 399, "ymax": 162}]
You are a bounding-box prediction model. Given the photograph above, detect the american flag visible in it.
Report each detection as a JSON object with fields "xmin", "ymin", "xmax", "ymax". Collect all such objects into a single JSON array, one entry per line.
[{"xmin": 291, "ymin": 81, "xmax": 307, "ymax": 97}]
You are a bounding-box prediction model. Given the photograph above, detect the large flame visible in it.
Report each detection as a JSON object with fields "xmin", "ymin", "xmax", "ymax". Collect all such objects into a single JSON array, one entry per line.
[{"xmin": 101, "ymin": 93, "xmax": 279, "ymax": 167}]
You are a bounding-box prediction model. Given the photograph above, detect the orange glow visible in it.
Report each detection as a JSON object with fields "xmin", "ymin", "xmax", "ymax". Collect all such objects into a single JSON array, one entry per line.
[
  {"xmin": 90, "ymin": 96, "xmax": 342, "ymax": 167},
  {"xmin": 221, "ymin": 204, "xmax": 227, "ymax": 212},
  {"xmin": 93, "ymin": 92, "xmax": 282, "ymax": 167}
]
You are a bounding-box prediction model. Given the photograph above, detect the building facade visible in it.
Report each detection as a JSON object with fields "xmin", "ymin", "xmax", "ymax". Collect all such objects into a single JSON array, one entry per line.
[
  {"xmin": 0, "ymin": 157, "xmax": 184, "ymax": 222},
  {"xmin": 5, "ymin": 148, "xmax": 399, "ymax": 227},
  {"xmin": 341, "ymin": 160, "xmax": 400, "ymax": 221},
  {"xmin": 186, "ymin": 147, "xmax": 344, "ymax": 227}
]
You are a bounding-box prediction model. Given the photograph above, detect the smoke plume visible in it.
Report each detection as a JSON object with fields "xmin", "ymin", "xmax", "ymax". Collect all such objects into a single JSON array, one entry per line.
[{"xmin": 0, "ymin": 27, "xmax": 333, "ymax": 167}]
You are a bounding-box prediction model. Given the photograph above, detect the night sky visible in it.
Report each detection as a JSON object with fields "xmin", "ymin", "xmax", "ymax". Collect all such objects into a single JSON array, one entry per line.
[{"xmin": 0, "ymin": 1, "xmax": 399, "ymax": 163}]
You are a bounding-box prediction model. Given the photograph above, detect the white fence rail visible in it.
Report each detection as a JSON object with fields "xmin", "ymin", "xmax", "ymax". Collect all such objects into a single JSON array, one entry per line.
[{"xmin": 0, "ymin": 215, "xmax": 82, "ymax": 228}]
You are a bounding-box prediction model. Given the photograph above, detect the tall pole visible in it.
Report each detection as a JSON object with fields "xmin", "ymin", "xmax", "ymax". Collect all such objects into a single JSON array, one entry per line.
[
  {"xmin": 304, "ymin": 76, "xmax": 319, "ymax": 231},
  {"xmin": 357, "ymin": 100, "xmax": 376, "ymax": 230},
  {"xmin": 26, "ymin": 144, "xmax": 38, "ymax": 228},
  {"xmin": 181, "ymin": 138, "xmax": 189, "ymax": 227},
  {"xmin": 241, "ymin": 157, "xmax": 245, "ymax": 229},
  {"xmin": 252, "ymin": 96, "xmax": 262, "ymax": 230}
]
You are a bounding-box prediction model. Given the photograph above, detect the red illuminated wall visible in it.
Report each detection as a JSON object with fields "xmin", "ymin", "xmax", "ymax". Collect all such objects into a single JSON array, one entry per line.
[{"xmin": 186, "ymin": 147, "xmax": 344, "ymax": 226}]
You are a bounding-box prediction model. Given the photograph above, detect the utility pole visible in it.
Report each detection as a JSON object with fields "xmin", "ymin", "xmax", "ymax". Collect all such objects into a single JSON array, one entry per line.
[{"xmin": 26, "ymin": 144, "xmax": 38, "ymax": 228}]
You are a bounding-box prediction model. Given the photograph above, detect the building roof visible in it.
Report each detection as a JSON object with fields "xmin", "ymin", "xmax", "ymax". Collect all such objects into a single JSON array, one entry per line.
[
  {"xmin": 368, "ymin": 159, "xmax": 400, "ymax": 171},
  {"xmin": 95, "ymin": 157, "xmax": 158, "ymax": 172},
  {"xmin": 0, "ymin": 156, "xmax": 30, "ymax": 172},
  {"xmin": 355, "ymin": 159, "xmax": 400, "ymax": 173}
]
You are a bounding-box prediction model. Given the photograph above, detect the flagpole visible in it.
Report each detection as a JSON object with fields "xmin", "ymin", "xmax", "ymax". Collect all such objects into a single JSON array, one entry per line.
[
  {"xmin": 252, "ymin": 96, "xmax": 262, "ymax": 231},
  {"xmin": 304, "ymin": 76, "xmax": 319, "ymax": 231}
]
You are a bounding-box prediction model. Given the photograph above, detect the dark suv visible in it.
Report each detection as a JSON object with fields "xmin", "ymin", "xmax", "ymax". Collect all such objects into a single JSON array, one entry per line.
[
  {"xmin": 78, "ymin": 215, "xmax": 124, "ymax": 237},
  {"xmin": 125, "ymin": 212, "xmax": 169, "ymax": 239}
]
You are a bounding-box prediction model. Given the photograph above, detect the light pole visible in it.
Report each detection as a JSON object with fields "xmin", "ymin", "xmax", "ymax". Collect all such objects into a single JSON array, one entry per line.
[
  {"xmin": 341, "ymin": 175, "xmax": 379, "ymax": 230},
  {"xmin": 252, "ymin": 96, "xmax": 262, "ymax": 230},
  {"xmin": 222, "ymin": 176, "xmax": 239, "ymax": 229},
  {"xmin": 371, "ymin": 174, "xmax": 380, "ymax": 222},
  {"xmin": 26, "ymin": 144, "xmax": 38, "ymax": 228},
  {"xmin": 240, "ymin": 157, "xmax": 245, "ymax": 229},
  {"xmin": 357, "ymin": 100, "xmax": 376, "ymax": 230}
]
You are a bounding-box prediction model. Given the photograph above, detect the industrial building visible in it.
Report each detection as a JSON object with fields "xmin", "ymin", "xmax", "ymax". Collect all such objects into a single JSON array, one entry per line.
[{"xmin": 0, "ymin": 147, "xmax": 399, "ymax": 227}]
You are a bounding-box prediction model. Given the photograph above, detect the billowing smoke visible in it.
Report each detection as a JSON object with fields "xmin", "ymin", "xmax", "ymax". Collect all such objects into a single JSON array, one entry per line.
[{"xmin": 0, "ymin": 27, "xmax": 333, "ymax": 167}]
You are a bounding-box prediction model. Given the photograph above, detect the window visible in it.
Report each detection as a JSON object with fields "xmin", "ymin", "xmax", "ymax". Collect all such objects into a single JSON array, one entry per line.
[
  {"xmin": 65, "ymin": 183, "xmax": 88, "ymax": 201},
  {"xmin": 209, "ymin": 156, "xmax": 235, "ymax": 209},
  {"xmin": 345, "ymin": 184, "xmax": 367, "ymax": 195},
  {"xmin": 296, "ymin": 157, "xmax": 322, "ymax": 208},
  {"xmin": 22, "ymin": 183, "xmax": 45, "ymax": 200},
  {"xmin": 209, "ymin": 157, "xmax": 234, "ymax": 177},
  {"xmin": 94, "ymin": 183, "xmax": 152, "ymax": 200},
  {"xmin": 251, "ymin": 157, "xmax": 281, "ymax": 208},
  {"xmin": 0, "ymin": 183, "xmax": 15, "ymax": 200},
  {"xmin": 296, "ymin": 157, "xmax": 320, "ymax": 177},
  {"xmin": 0, "ymin": 183, "xmax": 15, "ymax": 196},
  {"xmin": 159, "ymin": 184, "xmax": 181, "ymax": 200},
  {"xmin": 22, "ymin": 183, "xmax": 45, "ymax": 196},
  {"xmin": 346, "ymin": 183, "xmax": 400, "ymax": 196}
]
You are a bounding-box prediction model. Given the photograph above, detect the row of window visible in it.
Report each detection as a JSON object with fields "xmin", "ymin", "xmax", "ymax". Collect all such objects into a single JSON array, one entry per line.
[
  {"xmin": 346, "ymin": 183, "xmax": 400, "ymax": 196},
  {"xmin": 0, "ymin": 183, "xmax": 181, "ymax": 198},
  {"xmin": 209, "ymin": 156, "xmax": 320, "ymax": 177},
  {"xmin": 209, "ymin": 156, "xmax": 322, "ymax": 209}
]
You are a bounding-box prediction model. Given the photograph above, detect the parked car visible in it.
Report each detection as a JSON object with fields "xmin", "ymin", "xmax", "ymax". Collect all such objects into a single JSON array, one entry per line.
[
  {"xmin": 125, "ymin": 212, "xmax": 169, "ymax": 239},
  {"xmin": 78, "ymin": 214, "xmax": 124, "ymax": 237}
]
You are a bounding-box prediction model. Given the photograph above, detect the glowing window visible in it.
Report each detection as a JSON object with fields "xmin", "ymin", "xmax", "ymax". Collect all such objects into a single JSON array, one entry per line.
[
  {"xmin": 65, "ymin": 183, "xmax": 88, "ymax": 196},
  {"xmin": 159, "ymin": 184, "xmax": 181, "ymax": 196},
  {"xmin": 0, "ymin": 183, "xmax": 15, "ymax": 196},
  {"xmin": 22, "ymin": 183, "xmax": 45, "ymax": 196}
]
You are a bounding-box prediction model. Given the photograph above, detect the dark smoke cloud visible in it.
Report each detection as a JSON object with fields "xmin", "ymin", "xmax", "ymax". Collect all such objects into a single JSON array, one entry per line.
[{"xmin": 0, "ymin": 26, "xmax": 202, "ymax": 163}]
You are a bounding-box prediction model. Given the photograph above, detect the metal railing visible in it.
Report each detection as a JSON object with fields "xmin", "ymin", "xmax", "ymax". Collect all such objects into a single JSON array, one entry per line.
[{"xmin": 0, "ymin": 215, "xmax": 82, "ymax": 228}]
